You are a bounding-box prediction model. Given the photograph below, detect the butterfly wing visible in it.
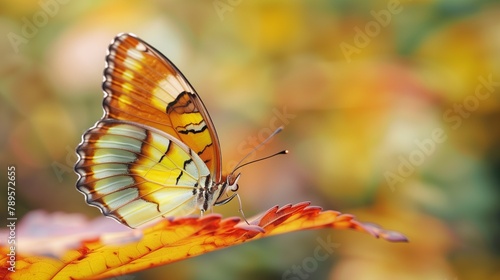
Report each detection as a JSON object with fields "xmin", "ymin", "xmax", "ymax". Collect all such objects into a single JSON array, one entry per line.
[
  {"xmin": 75, "ymin": 119, "xmax": 211, "ymax": 228},
  {"xmin": 102, "ymin": 33, "xmax": 222, "ymax": 180},
  {"xmin": 75, "ymin": 33, "xmax": 224, "ymax": 227}
]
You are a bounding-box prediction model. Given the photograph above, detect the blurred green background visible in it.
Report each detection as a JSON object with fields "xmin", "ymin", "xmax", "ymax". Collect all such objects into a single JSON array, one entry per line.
[{"xmin": 1, "ymin": 0, "xmax": 500, "ymax": 279}]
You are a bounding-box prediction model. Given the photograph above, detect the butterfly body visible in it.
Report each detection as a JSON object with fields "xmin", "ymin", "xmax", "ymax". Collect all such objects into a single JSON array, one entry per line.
[{"xmin": 75, "ymin": 33, "xmax": 239, "ymax": 228}]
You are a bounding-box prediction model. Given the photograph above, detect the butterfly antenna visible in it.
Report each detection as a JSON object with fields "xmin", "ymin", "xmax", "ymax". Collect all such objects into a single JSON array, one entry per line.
[
  {"xmin": 231, "ymin": 126, "xmax": 286, "ymax": 174},
  {"xmin": 233, "ymin": 150, "xmax": 288, "ymax": 173}
]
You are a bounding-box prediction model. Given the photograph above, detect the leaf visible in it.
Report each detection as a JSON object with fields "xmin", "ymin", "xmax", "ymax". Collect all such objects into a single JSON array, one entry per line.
[
  {"xmin": 0, "ymin": 210, "xmax": 134, "ymax": 258},
  {"xmin": 0, "ymin": 202, "xmax": 407, "ymax": 279}
]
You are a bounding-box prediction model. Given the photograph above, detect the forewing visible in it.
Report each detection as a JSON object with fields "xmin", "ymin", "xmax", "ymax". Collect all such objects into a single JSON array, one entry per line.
[{"xmin": 103, "ymin": 33, "xmax": 222, "ymax": 179}]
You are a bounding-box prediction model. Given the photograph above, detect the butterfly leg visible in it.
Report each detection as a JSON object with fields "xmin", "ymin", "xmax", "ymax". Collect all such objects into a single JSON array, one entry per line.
[
  {"xmin": 235, "ymin": 193, "xmax": 249, "ymax": 225},
  {"xmin": 214, "ymin": 193, "xmax": 249, "ymax": 225}
]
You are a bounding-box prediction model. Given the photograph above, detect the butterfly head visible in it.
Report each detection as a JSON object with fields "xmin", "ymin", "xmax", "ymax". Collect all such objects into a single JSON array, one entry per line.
[
  {"xmin": 213, "ymin": 173, "xmax": 241, "ymax": 207},
  {"xmin": 226, "ymin": 172, "xmax": 241, "ymax": 192}
]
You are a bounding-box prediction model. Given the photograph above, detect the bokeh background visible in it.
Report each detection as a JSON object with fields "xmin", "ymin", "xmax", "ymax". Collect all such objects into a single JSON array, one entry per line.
[{"xmin": 1, "ymin": 0, "xmax": 500, "ymax": 279}]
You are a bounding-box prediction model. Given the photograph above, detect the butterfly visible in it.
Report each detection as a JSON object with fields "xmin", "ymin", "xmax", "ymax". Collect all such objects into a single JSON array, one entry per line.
[{"xmin": 75, "ymin": 33, "xmax": 249, "ymax": 228}]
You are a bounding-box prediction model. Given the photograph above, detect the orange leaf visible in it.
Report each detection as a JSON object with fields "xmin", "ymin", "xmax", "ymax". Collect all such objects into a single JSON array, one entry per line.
[{"xmin": 0, "ymin": 202, "xmax": 407, "ymax": 279}]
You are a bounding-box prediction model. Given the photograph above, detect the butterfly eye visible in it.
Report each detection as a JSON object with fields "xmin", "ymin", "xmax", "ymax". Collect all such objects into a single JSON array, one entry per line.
[{"xmin": 225, "ymin": 173, "xmax": 241, "ymax": 192}]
